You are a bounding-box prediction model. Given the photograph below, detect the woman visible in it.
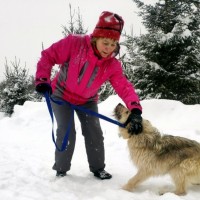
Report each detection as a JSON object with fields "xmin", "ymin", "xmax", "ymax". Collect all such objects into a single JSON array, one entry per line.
[{"xmin": 35, "ymin": 11, "xmax": 143, "ymax": 180}]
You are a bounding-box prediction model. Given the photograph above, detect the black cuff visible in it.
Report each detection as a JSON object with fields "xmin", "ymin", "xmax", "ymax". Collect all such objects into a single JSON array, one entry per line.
[{"xmin": 131, "ymin": 108, "xmax": 142, "ymax": 115}]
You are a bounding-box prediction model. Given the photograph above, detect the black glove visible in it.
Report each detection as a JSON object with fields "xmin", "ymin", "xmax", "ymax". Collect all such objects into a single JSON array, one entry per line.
[
  {"xmin": 35, "ymin": 83, "xmax": 52, "ymax": 95},
  {"xmin": 124, "ymin": 109, "xmax": 143, "ymax": 135}
]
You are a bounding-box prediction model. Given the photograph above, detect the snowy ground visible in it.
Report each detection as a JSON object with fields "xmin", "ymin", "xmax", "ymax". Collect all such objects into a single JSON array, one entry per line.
[{"xmin": 0, "ymin": 95, "xmax": 200, "ymax": 200}]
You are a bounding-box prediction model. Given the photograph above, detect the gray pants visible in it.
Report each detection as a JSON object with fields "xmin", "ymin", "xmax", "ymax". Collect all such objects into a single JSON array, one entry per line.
[{"xmin": 51, "ymin": 97, "xmax": 105, "ymax": 173}]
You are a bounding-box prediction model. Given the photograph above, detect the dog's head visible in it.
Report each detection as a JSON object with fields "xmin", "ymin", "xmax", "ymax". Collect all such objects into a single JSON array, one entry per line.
[
  {"xmin": 114, "ymin": 103, "xmax": 133, "ymax": 139},
  {"xmin": 114, "ymin": 103, "xmax": 131, "ymax": 123},
  {"xmin": 114, "ymin": 103, "xmax": 158, "ymax": 139}
]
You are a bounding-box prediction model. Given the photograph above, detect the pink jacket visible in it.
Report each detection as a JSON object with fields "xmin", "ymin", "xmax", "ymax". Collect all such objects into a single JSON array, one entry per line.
[{"xmin": 36, "ymin": 34, "xmax": 142, "ymax": 111}]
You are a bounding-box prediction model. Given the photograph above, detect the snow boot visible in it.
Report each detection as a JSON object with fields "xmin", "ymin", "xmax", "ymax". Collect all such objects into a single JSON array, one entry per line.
[
  {"xmin": 93, "ymin": 169, "xmax": 112, "ymax": 180},
  {"xmin": 56, "ymin": 171, "xmax": 67, "ymax": 177}
]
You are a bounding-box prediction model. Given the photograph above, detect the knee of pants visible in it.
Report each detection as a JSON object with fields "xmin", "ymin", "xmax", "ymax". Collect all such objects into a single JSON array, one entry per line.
[{"xmin": 56, "ymin": 127, "xmax": 76, "ymax": 143}]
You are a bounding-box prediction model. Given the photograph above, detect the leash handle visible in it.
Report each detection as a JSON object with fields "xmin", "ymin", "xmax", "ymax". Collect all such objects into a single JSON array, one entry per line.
[{"xmin": 44, "ymin": 92, "xmax": 73, "ymax": 152}]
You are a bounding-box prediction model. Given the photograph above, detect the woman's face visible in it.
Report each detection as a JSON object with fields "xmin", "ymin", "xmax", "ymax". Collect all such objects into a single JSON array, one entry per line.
[{"xmin": 96, "ymin": 38, "xmax": 118, "ymax": 58}]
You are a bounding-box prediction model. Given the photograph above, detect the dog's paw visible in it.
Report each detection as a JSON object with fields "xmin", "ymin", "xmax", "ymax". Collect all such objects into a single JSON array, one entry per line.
[
  {"xmin": 174, "ymin": 191, "xmax": 187, "ymax": 196},
  {"xmin": 158, "ymin": 189, "xmax": 187, "ymax": 196},
  {"xmin": 122, "ymin": 184, "xmax": 133, "ymax": 192}
]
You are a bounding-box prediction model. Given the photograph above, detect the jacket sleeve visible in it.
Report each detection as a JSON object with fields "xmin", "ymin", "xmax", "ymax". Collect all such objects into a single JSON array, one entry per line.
[
  {"xmin": 109, "ymin": 62, "xmax": 142, "ymax": 112},
  {"xmin": 35, "ymin": 35, "xmax": 73, "ymax": 85}
]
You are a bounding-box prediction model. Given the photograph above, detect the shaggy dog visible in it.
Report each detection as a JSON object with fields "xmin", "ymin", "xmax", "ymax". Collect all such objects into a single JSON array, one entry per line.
[{"xmin": 114, "ymin": 103, "xmax": 200, "ymax": 195}]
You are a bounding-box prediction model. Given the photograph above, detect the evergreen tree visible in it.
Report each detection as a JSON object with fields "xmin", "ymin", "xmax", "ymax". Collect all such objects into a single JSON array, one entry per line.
[
  {"xmin": 125, "ymin": 0, "xmax": 200, "ymax": 104},
  {"xmin": 62, "ymin": 4, "xmax": 87, "ymax": 36},
  {"xmin": 0, "ymin": 80, "xmax": 6, "ymax": 105},
  {"xmin": 0, "ymin": 58, "xmax": 34, "ymax": 115},
  {"xmin": 98, "ymin": 81, "xmax": 115, "ymax": 102},
  {"xmin": 28, "ymin": 75, "xmax": 43, "ymax": 102}
]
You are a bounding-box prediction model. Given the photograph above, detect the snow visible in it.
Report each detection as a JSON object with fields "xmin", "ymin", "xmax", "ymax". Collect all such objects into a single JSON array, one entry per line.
[
  {"xmin": 179, "ymin": 16, "xmax": 193, "ymax": 25},
  {"xmin": 160, "ymin": 32, "xmax": 174, "ymax": 43},
  {"xmin": 0, "ymin": 95, "xmax": 200, "ymax": 200}
]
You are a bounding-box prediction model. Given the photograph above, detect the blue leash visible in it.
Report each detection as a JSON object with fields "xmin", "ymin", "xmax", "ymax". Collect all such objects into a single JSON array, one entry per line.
[{"xmin": 44, "ymin": 92, "xmax": 125, "ymax": 152}]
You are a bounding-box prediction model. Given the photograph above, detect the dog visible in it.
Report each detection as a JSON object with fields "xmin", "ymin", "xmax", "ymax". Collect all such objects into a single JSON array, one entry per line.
[{"xmin": 114, "ymin": 103, "xmax": 200, "ymax": 195}]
